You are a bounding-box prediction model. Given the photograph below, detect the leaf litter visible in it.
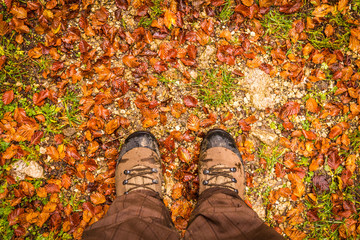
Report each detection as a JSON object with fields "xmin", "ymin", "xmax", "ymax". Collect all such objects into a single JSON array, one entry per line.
[{"xmin": 0, "ymin": 0, "xmax": 360, "ymax": 239}]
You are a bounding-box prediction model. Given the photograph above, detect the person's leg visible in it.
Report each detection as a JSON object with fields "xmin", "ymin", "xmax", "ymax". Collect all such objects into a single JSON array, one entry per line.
[
  {"xmin": 83, "ymin": 131, "xmax": 179, "ymax": 240},
  {"xmin": 82, "ymin": 190, "xmax": 179, "ymax": 240},
  {"xmin": 185, "ymin": 129, "xmax": 285, "ymax": 240}
]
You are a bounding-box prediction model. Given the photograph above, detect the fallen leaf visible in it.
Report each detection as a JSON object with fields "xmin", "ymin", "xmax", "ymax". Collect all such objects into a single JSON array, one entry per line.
[
  {"xmin": 2, "ymin": 90, "xmax": 14, "ymax": 105},
  {"xmin": 187, "ymin": 115, "xmax": 200, "ymax": 131},
  {"xmin": 90, "ymin": 192, "xmax": 106, "ymax": 205}
]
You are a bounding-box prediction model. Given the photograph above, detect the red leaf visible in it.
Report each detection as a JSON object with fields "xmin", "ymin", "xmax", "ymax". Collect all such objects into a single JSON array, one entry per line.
[
  {"xmin": 30, "ymin": 131, "xmax": 44, "ymax": 145},
  {"xmin": 0, "ymin": 55, "xmax": 6, "ymax": 70},
  {"xmin": 328, "ymin": 149, "xmax": 342, "ymax": 171},
  {"xmin": 279, "ymin": 101, "xmax": 300, "ymax": 120},
  {"xmin": 183, "ymin": 96, "xmax": 198, "ymax": 108},
  {"xmin": 302, "ymin": 130, "xmax": 317, "ymax": 140},
  {"xmin": 2, "ymin": 90, "xmax": 14, "ymax": 105},
  {"xmin": 33, "ymin": 90, "xmax": 49, "ymax": 106}
]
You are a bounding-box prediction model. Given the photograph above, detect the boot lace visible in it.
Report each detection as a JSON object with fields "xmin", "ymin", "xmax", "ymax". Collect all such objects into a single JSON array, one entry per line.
[
  {"xmin": 202, "ymin": 164, "xmax": 238, "ymax": 193},
  {"xmin": 122, "ymin": 157, "xmax": 159, "ymax": 194}
]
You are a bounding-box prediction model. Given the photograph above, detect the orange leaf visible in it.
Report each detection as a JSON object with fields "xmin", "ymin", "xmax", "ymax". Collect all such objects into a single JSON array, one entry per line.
[
  {"xmin": 288, "ymin": 173, "xmax": 305, "ymax": 198},
  {"xmin": 2, "ymin": 90, "xmax": 14, "ymax": 105},
  {"xmin": 142, "ymin": 118, "xmax": 157, "ymax": 128},
  {"xmin": 90, "ymin": 192, "xmax": 106, "ymax": 205},
  {"xmin": 187, "ymin": 114, "xmax": 200, "ymax": 131},
  {"xmin": 177, "ymin": 147, "xmax": 191, "ymax": 163},
  {"xmin": 172, "ymin": 182, "xmax": 183, "ymax": 200},
  {"xmin": 105, "ymin": 118, "xmax": 120, "ymax": 134},
  {"xmin": 171, "ymin": 103, "xmax": 185, "ymax": 118},
  {"xmin": 28, "ymin": 47, "xmax": 42, "ymax": 58},
  {"xmin": 87, "ymin": 141, "xmax": 99, "ymax": 155},
  {"xmin": 309, "ymin": 154, "xmax": 324, "ymax": 172},
  {"xmin": 306, "ymin": 97, "xmax": 320, "ymax": 113},
  {"xmin": 328, "ymin": 125, "xmax": 342, "ymax": 139},
  {"xmin": 122, "ymin": 55, "xmax": 140, "ymax": 68},
  {"xmin": 241, "ymin": 0, "xmax": 253, "ymax": 6},
  {"xmin": 312, "ymin": 4, "xmax": 334, "ymax": 18},
  {"xmin": 10, "ymin": 6, "xmax": 27, "ymax": 19},
  {"xmin": 164, "ymin": 9, "xmax": 176, "ymax": 29},
  {"xmin": 19, "ymin": 181, "xmax": 35, "ymax": 197},
  {"xmin": 46, "ymin": 146, "xmax": 60, "ymax": 160}
]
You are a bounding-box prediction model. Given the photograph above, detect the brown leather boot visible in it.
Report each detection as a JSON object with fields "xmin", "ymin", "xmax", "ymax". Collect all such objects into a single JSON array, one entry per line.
[
  {"xmin": 199, "ymin": 129, "xmax": 245, "ymax": 199},
  {"xmin": 115, "ymin": 131, "xmax": 163, "ymax": 197}
]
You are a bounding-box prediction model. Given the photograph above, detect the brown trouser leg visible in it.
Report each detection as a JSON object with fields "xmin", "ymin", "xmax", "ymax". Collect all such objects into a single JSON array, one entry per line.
[
  {"xmin": 83, "ymin": 188, "xmax": 285, "ymax": 240},
  {"xmin": 82, "ymin": 190, "xmax": 179, "ymax": 240},
  {"xmin": 184, "ymin": 188, "xmax": 286, "ymax": 240}
]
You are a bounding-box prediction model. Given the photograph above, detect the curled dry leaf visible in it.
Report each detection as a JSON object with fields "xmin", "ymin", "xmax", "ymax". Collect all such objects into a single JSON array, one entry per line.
[
  {"xmin": 187, "ymin": 114, "xmax": 200, "ymax": 131},
  {"xmin": 177, "ymin": 147, "xmax": 191, "ymax": 163}
]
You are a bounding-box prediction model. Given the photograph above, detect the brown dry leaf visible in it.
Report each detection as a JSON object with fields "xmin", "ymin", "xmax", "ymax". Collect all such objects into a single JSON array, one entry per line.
[
  {"xmin": 164, "ymin": 9, "xmax": 176, "ymax": 29},
  {"xmin": 346, "ymin": 155, "xmax": 356, "ymax": 174},
  {"xmin": 36, "ymin": 187, "xmax": 47, "ymax": 198},
  {"xmin": 338, "ymin": 0, "xmax": 349, "ymax": 12},
  {"xmin": 172, "ymin": 182, "xmax": 183, "ymax": 200},
  {"xmin": 2, "ymin": 90, "xmax": 14, "ymax": 105},
  {"xmin": 90, "ymin": 192, "xmax": 106, "ymax": 205},
  {"xmin": 36, "ymin": 212, "xmax": 50, "ymax": 227},
  {"xmin": 288, "ymin": 173, "xmax": 305, "ymax": 198},
  {"xmin": 177, "ymin": 147, "xmax": 191, "ymax": 163},
  {"xmin": 279, "ymin": 101, "xmax": 300, "ymax": 120},
  {"xmin": 87, "ymin": 141, "xmax": 99, "ymax": 155},
  {"xmin": 328, "ymin": 125, "xmax": 342, "ymax": 139},
  {"xmin": 28, "ymin": 47, "xmax": 42, "ymax": 58},
  {"xmin": 324, "ymin": 24, "xmax": 334, "ymax": 37},
  {"xmin": 43, "ymin": 202, "xmax": 57, "ymax": 213},
  {"xmin": 187, "ymin": 114, "xmax": 200, "ymax": 131},
  {"xmin": 259, "ymin": 0, "xmax": 274, "ymax": 8},
  {"xmin": 19, "ymin": 181, "xmax": 35, "ymax": 197},
  {"xmin": 10, "ymin": 6, "xmax": 27, "ymax": 19},
  {"xmin": 183, "ymin": 96, "xmax": 198, "ymax": 108},
  {"xmin": 105, "ymin": 118, "xmax": 120, "ymax": 134},
  {"xmin": 46, "ymin": 146, "xmax": 60, "ymax": 161},
  {"xmin": 312, "ymin": 4, "xmax": 334, "ymax": 17},
  {"xmin": 241, "ymin": 0, "xmax": 253, "ymax": 6},
  {"xmin": 309, "ymin": 154, "xmax": 324, "ymax": 172},
  {"xmin": 306, "ymin": 97, "xmax": 320, "ymax": 113},
  {"xmin": 219, "ymin": 29, "xmax": 232, "ymax": 41},
  {"xmin": 171, "ymin": 103, "xmax": 185, "ymax": 118},
  {"xmin": 246, "ymin": 57, "xmax": 261, "ymax": 69},
  {"xmin": 122, "ymin": 55, "xmax": 140, "ymax": 68}
]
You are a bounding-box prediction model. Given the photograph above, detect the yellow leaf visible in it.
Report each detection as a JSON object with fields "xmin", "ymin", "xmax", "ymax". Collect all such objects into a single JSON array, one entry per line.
[{"xmin": 164, "ymin": 9, "xmax": 176, "ymax": 29}]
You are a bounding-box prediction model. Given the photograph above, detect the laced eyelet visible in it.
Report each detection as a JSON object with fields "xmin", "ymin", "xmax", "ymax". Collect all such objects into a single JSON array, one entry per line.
[
  {"xmin": 124, "ymin": 170, "xmax": 131, "ymax": 175},
  {"xmin": 152, "ymin": 179, "xmax": 158, "ymax": 184},
  {"xmin": 151, "ymin": 168, "xmax": 158, "ymax": 173},
  {"xmin": 230, "ymin": 167, "xmax": 236, "ymax": 172},
  {"xmin": 203, "ymin": 169, "xmax": 210, "ymax": 175},
  {"xmin": 203, "ymin": 180, "xmax": 209, "ymax": 185},
  {"xmin": 124, "ymin": 191, "xmax": 129, "ymax": 194},
  {"xmin": 123, "ymin": 180, "xmax": 128, "ymax": 185},
  {"xmin": 234, "ymin": 189, "xmax": 238, "ymax": 193},
  {"xmin": 231, "ymin": 178, "xmax": 237, "ymax": 183}
]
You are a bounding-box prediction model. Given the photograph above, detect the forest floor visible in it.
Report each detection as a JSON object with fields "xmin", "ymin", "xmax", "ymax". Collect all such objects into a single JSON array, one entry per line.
[{"xmin": 1, "ymin": 0, "xmax": 360, "ymax": 239}]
